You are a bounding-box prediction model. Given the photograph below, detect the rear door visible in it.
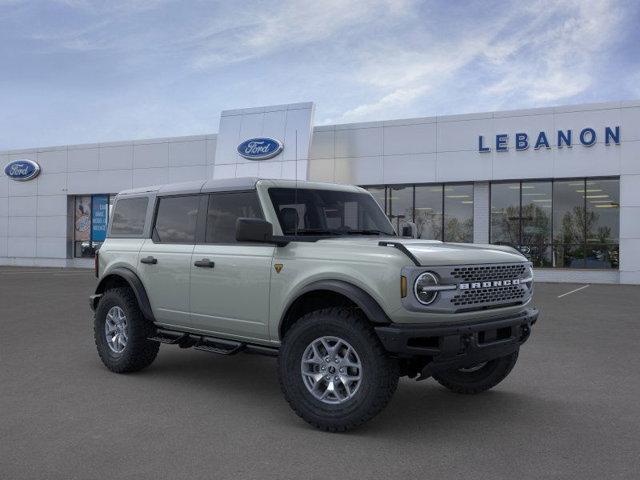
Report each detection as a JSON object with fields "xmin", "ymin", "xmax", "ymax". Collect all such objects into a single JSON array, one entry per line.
[
  {"xmin": 189, "ymin": 191, "xmax": 274, "ymax": 340},
  {"xmin": 137, "ymin": 194, "xmax": 200, "ymax": 327}
]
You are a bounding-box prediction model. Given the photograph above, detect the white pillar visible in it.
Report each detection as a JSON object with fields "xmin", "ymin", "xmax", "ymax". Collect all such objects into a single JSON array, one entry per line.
[
  {"xmin": 473, "ymin": 181, "xmax": 489, "ymax": 244},
  {"xmin": 619, "ymin": 173, "xmax": 640, "ymax": 284}
]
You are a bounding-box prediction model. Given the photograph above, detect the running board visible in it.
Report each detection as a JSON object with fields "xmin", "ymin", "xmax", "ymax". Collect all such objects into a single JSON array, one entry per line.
[{"xmin": 148, "ymin": 328, "xmax": 278, "ymax": 357}]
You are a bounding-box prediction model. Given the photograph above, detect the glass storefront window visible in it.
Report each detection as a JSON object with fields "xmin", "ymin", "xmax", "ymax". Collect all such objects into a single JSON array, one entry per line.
[
  {"xmin": 521, "ymin": 181, "xmax": 552, "ymax": 267},
  {"xmin": 490, "ymin": 178, "xmax": 619, "ymax": 269},
  {"xmin": 585, "ymin": 178, "xmax": 619, "ymax": 269},
  {"xmin": 490, "ymin": 183, "xmax": 520, "ymax": 247},
  {"xmin": 362, "ymin": 183, "xmax": 474, "ymax": 242},
  {"xmin": 414, "ymin": 185, "xmax": 442, "ymax": 240},
  {"xmin": 74, "ymin": 194, "xmax": 115, "ymax": 258},
  {"xmin": 553, "ymin": 180, "xmax": 587, "ymax": 268},
  {"xmin": 444, "ymin": 184, "xmax": 473, "ymax": 243},
  {"xmin": 388, "ymin": 185, "xmax": 413, "ymax": 234}
]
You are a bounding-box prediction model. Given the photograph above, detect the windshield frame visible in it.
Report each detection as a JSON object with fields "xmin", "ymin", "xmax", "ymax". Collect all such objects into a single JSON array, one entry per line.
[{"xmin": 267, "ymin": 187, "xmax": 396, "ymax": 239}]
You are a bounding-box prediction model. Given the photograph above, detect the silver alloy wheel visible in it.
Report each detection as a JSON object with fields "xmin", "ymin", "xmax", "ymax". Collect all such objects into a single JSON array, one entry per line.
[
  {"xmin": 458, "ymin": 362, "xmax": 488, "ymax": 373},
  {"xmin": 105, "ymin": 306, "xmax": 128, "ymax": 354},
  {"xmin": 300, "ymin": 336, "xmax": 362, "ymax": 405}
]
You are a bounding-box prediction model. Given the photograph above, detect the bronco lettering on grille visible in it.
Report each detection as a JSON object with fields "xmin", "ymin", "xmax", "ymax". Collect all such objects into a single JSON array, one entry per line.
[{"xmin": 458, "ymin": 279, "xmax": 521, "ymax": 290}]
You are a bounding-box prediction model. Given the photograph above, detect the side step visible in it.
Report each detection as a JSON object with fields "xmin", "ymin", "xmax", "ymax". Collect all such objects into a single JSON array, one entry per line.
[{"xmin": 148, "ymin": 328, "xmax": 278, "ymax": 357}]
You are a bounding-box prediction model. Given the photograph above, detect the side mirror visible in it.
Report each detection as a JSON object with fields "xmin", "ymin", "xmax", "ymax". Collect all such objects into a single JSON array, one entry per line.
[
  {"xmin": 236, "ymin": 218, "xmax": 274, "ymax": 243},
  {"xmin": 401, "ymin": 222, "xmax": 417, "ymax": 238}
]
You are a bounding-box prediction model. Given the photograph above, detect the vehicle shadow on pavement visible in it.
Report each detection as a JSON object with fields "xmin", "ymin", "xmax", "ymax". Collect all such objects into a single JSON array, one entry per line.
[{"xmin": 128, "ymin": 347, "xmax": 560, "ymax": 437}]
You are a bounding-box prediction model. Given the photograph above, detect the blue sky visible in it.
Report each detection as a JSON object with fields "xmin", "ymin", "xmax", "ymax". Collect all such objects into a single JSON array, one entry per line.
[{"xmin": 1, "ymin": 0, "xmax": 639, "ymax": 150}]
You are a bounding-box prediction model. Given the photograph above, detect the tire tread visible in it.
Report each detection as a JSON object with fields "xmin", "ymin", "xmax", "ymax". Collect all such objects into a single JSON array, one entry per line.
[
  {"xmin": 278, "ymin": 307, "xmax": 398, "ymax": 432},
  {"xmin": 94, "ymin": 287, "xmax": 159, "ymax": 373}
]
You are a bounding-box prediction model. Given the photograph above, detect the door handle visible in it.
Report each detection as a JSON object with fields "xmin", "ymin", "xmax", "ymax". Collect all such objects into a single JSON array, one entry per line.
[
  {"xmin": 194, "ymin": 258, "xmax": 215, "ymax": 268},
  {"xmin": 140, "ymin": 256, "xmax": 158, "ymax": 265}
]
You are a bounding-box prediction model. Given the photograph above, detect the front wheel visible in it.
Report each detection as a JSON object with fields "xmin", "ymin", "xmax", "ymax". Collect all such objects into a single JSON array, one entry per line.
[
  {"xmin": 432, "ymin": 350, "xmax": 519, "ymax": 394},
  {"xmin": 278, "ymin": 308, "xmax": 399, "ymax": 432},
  {"xmin": 94, "ymin": 287, "xmax": 160, "ymax": 373}
]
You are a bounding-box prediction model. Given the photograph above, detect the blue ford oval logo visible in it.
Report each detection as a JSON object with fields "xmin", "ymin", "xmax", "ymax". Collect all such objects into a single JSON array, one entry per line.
[
  {"xmin": 237, "ymin": 137, "xmax": 283, "ymax": 160},
  {"xmin": 4, "ymin": 159, "xmax": 41, "ymax": 181}
]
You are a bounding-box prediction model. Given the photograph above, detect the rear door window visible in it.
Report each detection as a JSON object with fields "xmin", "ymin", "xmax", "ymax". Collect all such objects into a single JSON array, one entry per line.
[
  {"xmin": 153, "ymin": 195, "xmax": 200, "ymax": 244},
  {"xmin": 110, "ymin": 197, "xmax": 148, "ymax": 236},
  {"xmin": 205, "ymin": 192, "xmax": 263, "ymax": 243}
]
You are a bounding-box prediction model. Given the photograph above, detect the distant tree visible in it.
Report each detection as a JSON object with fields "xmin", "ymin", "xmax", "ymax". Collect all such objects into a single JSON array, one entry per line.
[{"xmin": 444, "ymin": 217, "xmax": 473, "ymax": 243}]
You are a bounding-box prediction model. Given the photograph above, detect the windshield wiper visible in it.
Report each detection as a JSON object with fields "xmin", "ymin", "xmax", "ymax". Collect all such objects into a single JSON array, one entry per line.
[
  {"xmin": 289, "ymin": 229, "xmax": 337, "ymax": 236},
  {"xmin": 285, "ymin": 229, "xmax": 393, "ymax": 237},
  {"xmin": 343, "ymin": 229, "xmax": 391, "ymax": 236}
]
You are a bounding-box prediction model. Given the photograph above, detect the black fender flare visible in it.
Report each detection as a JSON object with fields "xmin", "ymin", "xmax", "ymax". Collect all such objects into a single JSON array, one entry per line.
[
  {"xmin": 93, "ymin": 267, "xmax": 155, "ymax": 322},
  {"xmin": 280, "ymin": 280, "xmax": 391, "ymax": 336}
]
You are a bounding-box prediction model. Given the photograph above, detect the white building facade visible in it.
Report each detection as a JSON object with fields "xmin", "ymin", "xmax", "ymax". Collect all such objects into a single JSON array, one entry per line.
[{"xmin": 1, "ymin": 100, "xmax": 639, "ymax": 284}]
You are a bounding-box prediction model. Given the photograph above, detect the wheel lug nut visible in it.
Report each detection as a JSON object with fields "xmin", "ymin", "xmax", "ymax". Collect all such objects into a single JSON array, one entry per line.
[
  {"xmin": 334, "ymin": 357, "xmax": 339, "ymax": 363},
  {"xmin": 334, "ymin": 376, "xmax": 339, "ymax": 381},
  {"xmin": 325, "ymin": 357, "xmax": 330, "ymax": 362},
  {"xmin": 321, "ymin": 366, "xmax": 326, "ymax": 371},
  {"xmin": 339, "ymin": 367, "xmax": 344, "ymax": 373}
]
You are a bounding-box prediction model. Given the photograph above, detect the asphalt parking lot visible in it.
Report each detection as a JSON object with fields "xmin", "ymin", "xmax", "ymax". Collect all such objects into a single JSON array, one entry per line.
[{"xmin": 1, "ymin": 267, "xmax": 639, "ymax": 479}]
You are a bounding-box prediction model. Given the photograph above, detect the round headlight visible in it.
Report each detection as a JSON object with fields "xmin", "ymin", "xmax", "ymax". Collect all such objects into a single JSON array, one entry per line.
[
  {"xmin": 414, "ymin": 272, "xmax": 439, "ymax": 305},
  {"xmin": 525, "ymin": 265, "xmax": 534, "ymax": 290}
]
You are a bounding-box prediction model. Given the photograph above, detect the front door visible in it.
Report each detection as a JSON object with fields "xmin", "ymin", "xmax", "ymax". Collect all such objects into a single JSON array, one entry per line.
[
  {"xmin": 137, "ymin": 194, "xmax": 200, "ymax": 327},
  {"xmin": 189, "ymin": 191, "xmax": 274, "ymax": 341}
]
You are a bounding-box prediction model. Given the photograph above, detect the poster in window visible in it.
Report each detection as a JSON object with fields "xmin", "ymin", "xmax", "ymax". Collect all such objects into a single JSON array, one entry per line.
[
  {"xmin": 91, "ymin": 195, "xmax": 109, "ymax": 242},
  {"xmin": 75, "ymin": 196, "xmax": 91, "ymax": 241}
]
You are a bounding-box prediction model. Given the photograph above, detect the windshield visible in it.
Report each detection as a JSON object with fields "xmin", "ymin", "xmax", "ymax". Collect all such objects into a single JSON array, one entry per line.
[{"xmin": 268, "ymin": 188, "xmax": 396, "ymax": 237}]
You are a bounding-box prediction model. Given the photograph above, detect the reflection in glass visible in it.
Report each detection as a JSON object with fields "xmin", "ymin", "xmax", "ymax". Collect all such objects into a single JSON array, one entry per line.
[
  {"xmin": 585, "ymin": 179, "xmax": 619, "ymax": 268},
  {"xmin": 521, "ymin": 181, "xmax": 552, "ymax": 266},
  {"xmin": 444, "ymin": 184, "xmax": 473, "ymax": 243},
  {"xmin": 553, "ymin": 180, "xmax": 586, "ymax": 267},
  {"xmin": 553, "ymin": 244, "xmax": 586, "ymax": 268},
  {"xmin": 414, "ymin": 185, "xmax": 442, "ymax": 240},
  {"xmin": 388, "ymin": 186, "xmax": 413, "ymax": 234},
  {"xmin": 365, "ymin": 187, "xmax": 386, "ymax": 213},
  {"xmin": 490, "ymin": 183, "xmax": 520, "ymax": 246},
  {"xmin": 585, "ymin": 179, "xmax": 619, "ymax": 244}
]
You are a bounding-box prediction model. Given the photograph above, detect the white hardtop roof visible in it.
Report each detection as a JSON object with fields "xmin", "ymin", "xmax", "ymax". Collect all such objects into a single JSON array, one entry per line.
[{"xmin": 116, "ymin": 177, "xmax": 365, "ymax": 197}]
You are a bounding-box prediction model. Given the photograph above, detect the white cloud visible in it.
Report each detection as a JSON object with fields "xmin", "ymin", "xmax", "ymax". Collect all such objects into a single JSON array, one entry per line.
[
  {"xmin": 334, "ymin": 0, "xmax": 625, "ymax": 122},
  {"xmin": 191, "ymin": 0, "xmax": 414, "ymax": 69},
  {"xmin": 482, "ymin": 0, "xmax": 621, "ymax": 105}
]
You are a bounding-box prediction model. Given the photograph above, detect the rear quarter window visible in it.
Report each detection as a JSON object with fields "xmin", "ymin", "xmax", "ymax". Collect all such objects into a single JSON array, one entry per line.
[{"xmin": 110, "ymin": 197, "xmax": 149, "ymax": 236}]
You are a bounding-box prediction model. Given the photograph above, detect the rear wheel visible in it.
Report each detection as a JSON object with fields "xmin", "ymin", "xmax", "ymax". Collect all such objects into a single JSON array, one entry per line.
[
  {"xmin": 94, "ymin": 287, "xmax": 160, "ymax": 373},
  {"xmin": 278, "ymin": 307, "xmax": 399, "ymax": 432},
  {"xmin": 432, "ymin": 350, "xmax": 519, "ymax": 394}
]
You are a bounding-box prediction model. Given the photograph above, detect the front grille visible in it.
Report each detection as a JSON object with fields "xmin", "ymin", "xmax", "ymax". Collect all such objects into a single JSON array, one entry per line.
[
  {"xmin": 450, "ymin": 264, "xmax": 527, "ymax": 283},
  {"xmin": 451, "ymin": 285, "xmax": 525, "ymax": 307}
]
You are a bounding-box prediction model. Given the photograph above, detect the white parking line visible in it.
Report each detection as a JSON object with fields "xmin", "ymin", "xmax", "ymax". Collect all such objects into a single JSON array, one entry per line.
[{"xmin": 557, "ymin": 284, "xmax": 590, "ymax": 298}]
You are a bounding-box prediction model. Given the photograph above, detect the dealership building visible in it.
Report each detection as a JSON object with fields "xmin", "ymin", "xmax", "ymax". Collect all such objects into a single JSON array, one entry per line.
[{"xmin": 1, "ymin": 100, "xmax": 639, "ymax": 284}]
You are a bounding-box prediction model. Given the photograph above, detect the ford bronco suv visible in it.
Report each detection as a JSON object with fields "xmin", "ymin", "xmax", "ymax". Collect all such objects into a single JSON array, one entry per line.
[{"xmin": 91, "ymin": 177, "xmax": 538, "ymax": 431}]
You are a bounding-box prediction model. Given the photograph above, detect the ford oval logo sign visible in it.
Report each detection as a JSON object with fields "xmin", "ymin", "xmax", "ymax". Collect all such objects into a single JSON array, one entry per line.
[
  {"xmin": 237, "ymin": 137, "xmax": 283, "ymax": 160},
  {"xmin": 4, "ymin": 159, "xmax": 41, "ymax": 181}
]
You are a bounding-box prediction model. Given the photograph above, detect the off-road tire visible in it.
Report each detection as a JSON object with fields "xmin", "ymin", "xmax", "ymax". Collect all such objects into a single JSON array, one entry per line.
[
  {"xmin": 94, "ymin": 287, "xmax": 160, "ymax": 373},
  {"xmin": 278, "ymin": 307, "xmax": 399, "ymax": 432},
  {"xmin": 433, "ymin": 350, "xmax": 519, "ymax": 394}
]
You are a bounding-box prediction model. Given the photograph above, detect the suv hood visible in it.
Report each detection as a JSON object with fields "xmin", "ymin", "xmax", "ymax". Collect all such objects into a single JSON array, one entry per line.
[{"xmin": 318, "ymin": 237, "xmax": 526, "ymax": 266}]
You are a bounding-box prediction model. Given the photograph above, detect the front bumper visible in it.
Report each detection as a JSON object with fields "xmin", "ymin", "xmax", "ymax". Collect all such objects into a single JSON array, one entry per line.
[{"xmin": 375, "ymin": 308, "xmax": 538, "ymax": 373}]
